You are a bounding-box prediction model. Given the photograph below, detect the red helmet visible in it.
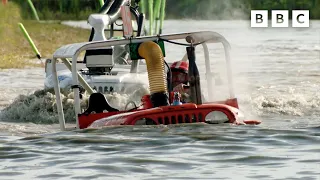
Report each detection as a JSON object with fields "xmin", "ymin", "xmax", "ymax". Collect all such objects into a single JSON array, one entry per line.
[{"xmin": 170, "ymin": 61, "xmax": 188, "ymax": 73}]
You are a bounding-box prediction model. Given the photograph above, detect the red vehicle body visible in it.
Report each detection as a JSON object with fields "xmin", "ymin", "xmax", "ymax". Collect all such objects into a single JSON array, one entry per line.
[
  {"xmin": 52, "ymin": 31, "xmax": 262, "ymax": 131},
  {"xmin": 78, "ymin": 98, "xmax": 260, "ymax": 129}
]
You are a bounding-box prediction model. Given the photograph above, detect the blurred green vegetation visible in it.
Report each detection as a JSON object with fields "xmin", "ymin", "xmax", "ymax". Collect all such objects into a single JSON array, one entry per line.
[
  {"xmin": 0, "ymin": 2, "xmax": 90, "ymax": 69},
  {"xmin": 0, "ymin": 0, "xmax": 318, "ymax": 69},
  {"xmin": 9, "ymin": 0, "xmax": 320, "ymax": 20}
]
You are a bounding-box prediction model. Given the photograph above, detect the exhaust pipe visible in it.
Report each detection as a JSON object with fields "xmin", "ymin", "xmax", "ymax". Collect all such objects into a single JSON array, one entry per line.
[{"xmin": 138, "ymin": 41, "xmax": 169, "ymax": 107}]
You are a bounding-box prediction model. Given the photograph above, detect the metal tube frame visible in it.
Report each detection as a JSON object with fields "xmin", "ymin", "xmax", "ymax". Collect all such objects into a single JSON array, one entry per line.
[
  {"xmin": 52, "ymin": 31, "xmax": 234, "ymax": 130},
  {"xmin": 202, "ymin": 43, "xmax": 213, "ymax": 100}
]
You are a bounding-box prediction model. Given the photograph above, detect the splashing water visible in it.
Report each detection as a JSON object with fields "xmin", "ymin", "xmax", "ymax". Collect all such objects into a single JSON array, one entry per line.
[{"xmin": 0, "ymin": 85, "xmax": 150, "ymax": 124}]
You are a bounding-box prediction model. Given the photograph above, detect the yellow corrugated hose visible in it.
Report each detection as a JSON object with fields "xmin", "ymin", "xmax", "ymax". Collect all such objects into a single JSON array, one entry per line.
[{"xmin": 138, "ymin": 41, "xmax": 167, "ymax": 94}]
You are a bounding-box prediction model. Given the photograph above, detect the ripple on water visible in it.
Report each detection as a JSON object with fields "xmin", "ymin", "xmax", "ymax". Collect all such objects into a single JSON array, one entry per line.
[
  {"xmin": 0, "ymin": 148, "xmax": 41, "ymax": 160},
  {"xmin": 36, "ymin": 173, "xmax": 71, "ymax": 179},
  {"xmin": 211, "ymin": 155, "xmax": 293, "ymax": 165},
  {"xmin": 0, "ymin": 172, "xmax": 25, "ymax": 177}
]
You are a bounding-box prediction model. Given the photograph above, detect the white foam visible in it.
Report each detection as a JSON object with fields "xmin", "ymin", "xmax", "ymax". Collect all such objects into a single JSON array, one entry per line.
[{"xmin": 0, "ymin": 84, "xmax": 149, "ymax": 125}]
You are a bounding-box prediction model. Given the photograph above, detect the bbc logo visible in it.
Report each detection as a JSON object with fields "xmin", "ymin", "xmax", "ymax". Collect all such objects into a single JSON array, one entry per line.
[{"xmin": 251, "ymin": 10, "xmax": 309, "ymax": 27}]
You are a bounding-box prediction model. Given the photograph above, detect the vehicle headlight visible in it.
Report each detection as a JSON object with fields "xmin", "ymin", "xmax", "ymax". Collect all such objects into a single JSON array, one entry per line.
[{"xmin": 205, "ymin": 111, "xmax": 229, "ymax": 124}]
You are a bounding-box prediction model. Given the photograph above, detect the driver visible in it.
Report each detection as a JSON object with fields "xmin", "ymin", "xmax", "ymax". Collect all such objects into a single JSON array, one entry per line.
[{"xmin": 170, "ymin": 61, "xmax": 190, "ymax": 103}]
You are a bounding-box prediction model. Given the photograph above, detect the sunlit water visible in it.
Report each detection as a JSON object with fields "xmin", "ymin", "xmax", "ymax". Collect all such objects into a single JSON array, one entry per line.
[{"xmin": 0, "ymin": 20, "xmax": 319, "ymax": 179}]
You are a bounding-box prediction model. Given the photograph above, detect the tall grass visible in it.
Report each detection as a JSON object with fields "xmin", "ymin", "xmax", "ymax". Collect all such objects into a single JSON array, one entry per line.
[
  {"xmin": 0, "ymin": 2, "xmax": 90, "ymax": 69},
  {"xmin": 0, "ymin": 2, "xmax": 30, "ymax": 68}
]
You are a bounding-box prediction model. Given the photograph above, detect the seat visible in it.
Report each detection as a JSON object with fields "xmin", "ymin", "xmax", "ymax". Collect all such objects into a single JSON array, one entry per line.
[{"xmin": 83, "ymin": 93, "xmax": 119, "ymax": 114}]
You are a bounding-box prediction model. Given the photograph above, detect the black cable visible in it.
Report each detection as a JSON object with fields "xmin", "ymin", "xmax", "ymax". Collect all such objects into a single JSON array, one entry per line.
[
  {"xmin": 159, "ymin": 38, "xmax": 206, "ymax": 47},
  {"xmin": 163, "ymin": 60, "xmax": 172, "ymax": 97}
]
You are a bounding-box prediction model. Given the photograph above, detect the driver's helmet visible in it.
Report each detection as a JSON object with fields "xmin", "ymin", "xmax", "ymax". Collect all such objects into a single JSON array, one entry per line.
[{"xmin": 170, "ymin": 61, "xmax": 189, "ymax": 86}]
